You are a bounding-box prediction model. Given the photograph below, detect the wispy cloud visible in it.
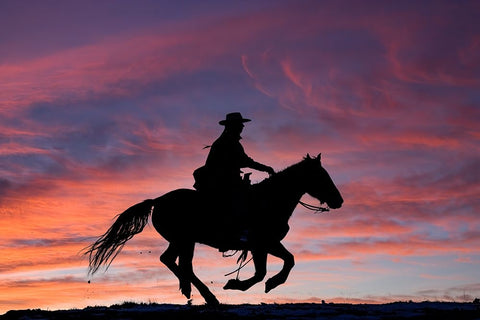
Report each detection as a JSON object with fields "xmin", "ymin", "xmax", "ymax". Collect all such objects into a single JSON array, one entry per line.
[{"xmin": 1, "ymin": 0, "xmax": 479, "ymax": 313}]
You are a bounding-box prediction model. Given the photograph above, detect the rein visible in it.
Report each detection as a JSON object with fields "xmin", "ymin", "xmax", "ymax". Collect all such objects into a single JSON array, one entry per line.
[
  {"xmin": 223, "ymin": 250, "xmax": 253, "ymax": 279},
  {"xmin": 299, "ymin": 200, "xmax": 330, "ymax": 213}
]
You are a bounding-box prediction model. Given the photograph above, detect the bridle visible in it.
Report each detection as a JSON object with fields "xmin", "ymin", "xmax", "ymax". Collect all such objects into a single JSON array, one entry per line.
[{"xmin": 298, "ymin": 200, "xmax": 330, "ymax": 213}]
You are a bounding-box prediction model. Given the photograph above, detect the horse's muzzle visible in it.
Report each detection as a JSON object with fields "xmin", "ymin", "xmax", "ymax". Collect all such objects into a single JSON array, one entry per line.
[{"xmin": 328, "ymin": 197, "xmax": 343, "ymax": 209}]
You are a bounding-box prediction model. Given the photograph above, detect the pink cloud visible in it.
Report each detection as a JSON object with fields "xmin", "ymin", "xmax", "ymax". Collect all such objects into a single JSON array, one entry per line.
[{"xmin": 1, "ymin": 1, "xmax": 479, "ymax": 313}]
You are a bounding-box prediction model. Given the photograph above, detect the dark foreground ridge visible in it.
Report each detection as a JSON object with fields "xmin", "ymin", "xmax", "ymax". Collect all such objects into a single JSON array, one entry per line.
[{"xmin": 2, "ymin": 302, "xmax": 480, "ymax": 320}]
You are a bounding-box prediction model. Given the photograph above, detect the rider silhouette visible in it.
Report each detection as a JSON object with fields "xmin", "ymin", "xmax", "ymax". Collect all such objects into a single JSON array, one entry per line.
[
  {"xmin": 205, "ymin": 112, "xmax": 274, "ymax": 189},
  {"xmin": 194, "ymin": 112, "xmax": 274, "ymax": 244}
]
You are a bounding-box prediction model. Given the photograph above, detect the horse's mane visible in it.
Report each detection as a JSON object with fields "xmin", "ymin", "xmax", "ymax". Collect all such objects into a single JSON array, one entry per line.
[{"xmin": 252, "ymin": 157, "xmax": 309, "ymax": 191}]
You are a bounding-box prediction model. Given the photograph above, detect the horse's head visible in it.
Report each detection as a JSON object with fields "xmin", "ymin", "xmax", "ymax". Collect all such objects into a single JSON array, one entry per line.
[{"xmin": 302, "ymin": 153, "xmax": 343, "ymax": 209}]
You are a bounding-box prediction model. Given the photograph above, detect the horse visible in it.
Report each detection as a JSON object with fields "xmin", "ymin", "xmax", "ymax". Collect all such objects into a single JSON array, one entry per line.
[{"xmin": 84, "ymin": 153, "xmax": 343, "ymax": 305}]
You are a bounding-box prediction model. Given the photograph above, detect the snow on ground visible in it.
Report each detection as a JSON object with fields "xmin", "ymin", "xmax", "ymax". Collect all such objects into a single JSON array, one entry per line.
[{"xmin": 2, "ymin": 302, "xmax": 480, "ymax": 320}]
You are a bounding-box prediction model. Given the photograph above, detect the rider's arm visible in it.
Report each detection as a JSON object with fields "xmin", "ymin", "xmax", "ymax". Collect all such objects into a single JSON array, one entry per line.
[
  {"xmin": 236, "ymin": 140, "xmax": 275, "ymax": 176},
  {"xmin": 249, "ymin": 161, "xmax": 275, "ymax": 176},
  {"xmin": 241, "ymin": 152, "xmax": 274, "ymax": 175}
]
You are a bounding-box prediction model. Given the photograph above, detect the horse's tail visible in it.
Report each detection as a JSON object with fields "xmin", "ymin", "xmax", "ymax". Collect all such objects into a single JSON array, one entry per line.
[{"xmin": 84, "ymin": 199, "xmax": 154, "ymax": 275}]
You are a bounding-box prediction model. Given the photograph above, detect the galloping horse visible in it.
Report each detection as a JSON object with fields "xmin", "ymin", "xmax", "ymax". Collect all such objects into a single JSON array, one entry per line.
[{"xmin": 85, "ymin": 153, "xmax": 343, "ymax": 305}]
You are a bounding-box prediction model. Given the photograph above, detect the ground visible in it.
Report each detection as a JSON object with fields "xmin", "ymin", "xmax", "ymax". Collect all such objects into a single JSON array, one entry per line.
[{"xmin": 2, "ymin": 302, "xmax": 480, "ymax": 320}]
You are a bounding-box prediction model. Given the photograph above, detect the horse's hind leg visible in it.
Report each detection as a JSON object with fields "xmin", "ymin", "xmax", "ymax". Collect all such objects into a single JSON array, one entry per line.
[
  {"xmin": 160, "ymin": 242, "xmax": 219, "ymax": 305},
  {"xmin": 160, "ymin": 243, "xmax": 183, "ymax": 291},
  {"xmin": 177, "ymin": 243, "xmax": 194, "ymax": 299},
  {"xmin": 160, "ymin": 242, "xmax": 192, "ymax": 298},
  {"xmin": 178, "ymin": 242, "xmax": 220, "ymax": 305}
]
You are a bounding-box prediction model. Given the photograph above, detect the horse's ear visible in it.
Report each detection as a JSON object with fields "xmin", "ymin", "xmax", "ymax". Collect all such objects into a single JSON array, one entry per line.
[
  {"xmin": 306, "ymin": 153, "xmax": 311, "ymax": 160},
  {"xmin": 316, "ymin": 153, "xmax": 322, "ymax": 162}
]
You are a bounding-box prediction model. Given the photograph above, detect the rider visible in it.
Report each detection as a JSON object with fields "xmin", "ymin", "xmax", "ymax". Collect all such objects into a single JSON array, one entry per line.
[
  {"xmin": 205, "ymin": 112, "xmax": 274, "ymax": 189},
  {"xmin": 194, "ymin": 112, "xmax": 274, "ymax": 243}
]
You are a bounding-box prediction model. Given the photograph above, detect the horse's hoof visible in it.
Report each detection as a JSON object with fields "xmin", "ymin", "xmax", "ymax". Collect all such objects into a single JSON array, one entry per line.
[
  {"xmin": 180, "ymin": 282, "xmax": 192, "ymax": 298},
  {"xmin": 223, "ymin": 279, "xmax": 240, "ymax": 290},
  {"xmin": 265, "ymin": 279, "xmax": 275, "ymax": 293}
]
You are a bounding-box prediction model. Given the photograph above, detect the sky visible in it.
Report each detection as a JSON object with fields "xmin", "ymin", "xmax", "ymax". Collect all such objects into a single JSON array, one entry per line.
[{"xmin": 1, "ymin": 0, "xmax": 479, "ymax": 313}]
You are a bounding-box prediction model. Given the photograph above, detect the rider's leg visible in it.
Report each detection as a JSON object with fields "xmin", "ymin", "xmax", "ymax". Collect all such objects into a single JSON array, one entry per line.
[{"xmin": 229, "ymin": 187, "xmax": 249, "ymax": 242}]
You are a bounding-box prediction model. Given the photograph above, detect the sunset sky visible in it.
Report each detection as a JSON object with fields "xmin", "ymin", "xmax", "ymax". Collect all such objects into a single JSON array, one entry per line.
[{"xmin": 1, "ymin": 0, "xmax": 479, "ymax": 313}]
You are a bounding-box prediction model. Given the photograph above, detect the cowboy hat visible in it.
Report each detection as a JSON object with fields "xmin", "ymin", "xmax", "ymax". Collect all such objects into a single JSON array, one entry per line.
[{"xmin": 219, "ymin": 112, "xmax": 251, "ymax": 125}]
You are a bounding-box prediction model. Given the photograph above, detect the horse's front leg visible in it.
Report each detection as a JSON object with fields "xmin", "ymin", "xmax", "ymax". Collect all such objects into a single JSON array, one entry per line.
[
  {"xmin": 265, "ymin": 242, "xmax": 295, "ymax": 293},
  {"xmin": 223, "ymin": 250, "xmax": 267, "ymax": 291}
]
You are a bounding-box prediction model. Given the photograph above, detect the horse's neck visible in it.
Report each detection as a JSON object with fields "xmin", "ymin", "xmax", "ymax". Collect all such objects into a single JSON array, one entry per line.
[{"xmin": 253, "ymin": 162, "xmax": 307, "ymax": 218}]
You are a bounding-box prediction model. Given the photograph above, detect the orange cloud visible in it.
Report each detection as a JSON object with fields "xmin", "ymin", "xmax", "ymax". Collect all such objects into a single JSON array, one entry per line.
[{"xmin": 1, "ymin": 1, "xmax": 479, "ymax": 314}]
